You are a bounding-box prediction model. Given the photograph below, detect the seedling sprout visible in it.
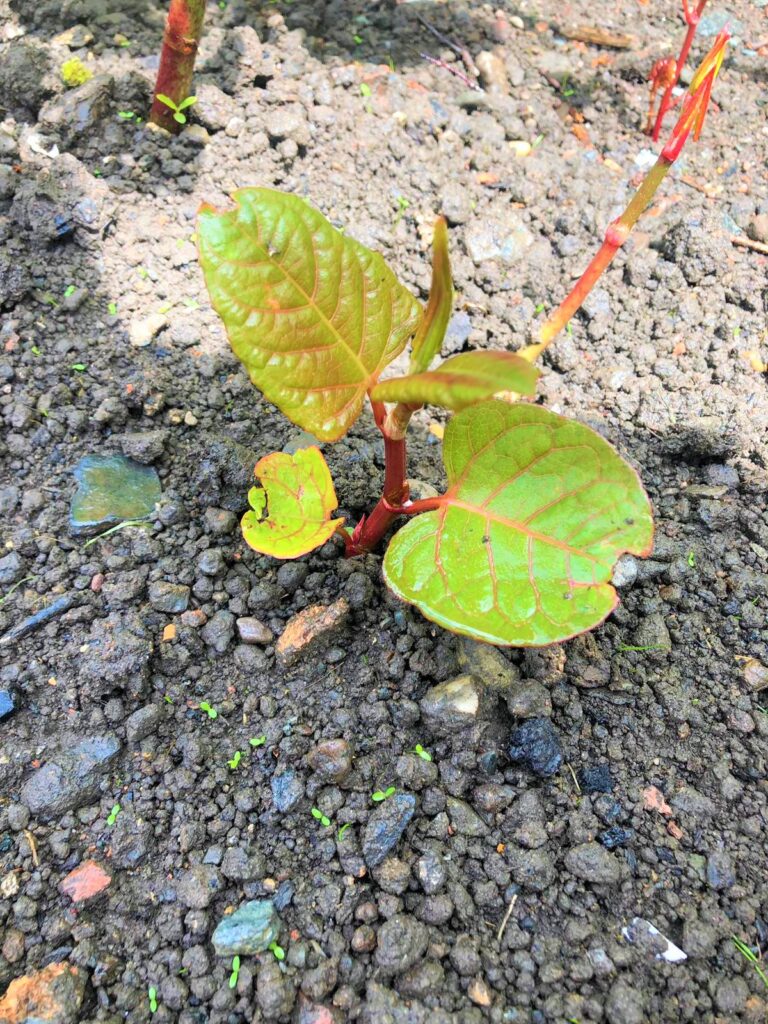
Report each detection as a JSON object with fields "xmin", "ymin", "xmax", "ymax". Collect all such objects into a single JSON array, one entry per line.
[
  {"xmin": 228, "ymin": 955, "xmax": 240, "ymax": 988},
  {"xmin": 227, "ymin": 751, "xmax": 242, "ymax": 770},
  {"xmin": 198, "ymin": 701, "xmax": 218, "ymax": 719},
  {"xmin": 413, "ymin": 744, "xmax": 432, "ymax": 762},
  {"xmin": 732, "ymin": 936, "xmax": 768, "ymax": 990},
  {"xmin": 106, "ymin": 803, "xmax": 121, "ymax": 826},
  {"xmin": 148, "ymin": 986, "xmax": 158, "ymax": 1013},
  {"xmin": 371, "ymin": 787, "xmax": 396, "ymax": 803},
  {"xmin": 249, "ymin": 735, "xmax": 266, "ymax": 747},
  {"xmin": 311, "ymin": 807, "xmax": 331, "ymax": 827},
  {"xmin": 269, "ymin": 941, "xmax": 285, "ymax": 961}
]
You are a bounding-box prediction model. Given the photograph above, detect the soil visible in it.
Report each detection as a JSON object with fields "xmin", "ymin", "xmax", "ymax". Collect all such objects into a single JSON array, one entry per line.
[{"xmin": 1, "ymin": 1, "xmax": 767, "ymax": 1023}]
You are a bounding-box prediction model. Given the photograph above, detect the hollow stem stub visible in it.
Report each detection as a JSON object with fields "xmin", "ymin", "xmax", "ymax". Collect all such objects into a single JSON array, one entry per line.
[{"xmin": 150, "ymin": 0, "xmax": 206, "ymax": 133}]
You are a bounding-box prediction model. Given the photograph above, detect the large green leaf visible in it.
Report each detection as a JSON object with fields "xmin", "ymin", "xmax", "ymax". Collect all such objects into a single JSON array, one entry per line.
[
  {"xmin": 409, "ymin": 217, "xmax": 453, "ymax": 374},
  {"xmin": 371, "ymin": 351, "xmax": 540, "ymax": 410},
  {"xmin": 383, "ymin": 401, "xmax": 653, "ymax": 646},
  {"xmin": 241, "ymin": 447, "xmax": 343, "ymax": 558},
  {"xmin": 198, "ymin": 189, "xmax": 422, "ymax": 441}
]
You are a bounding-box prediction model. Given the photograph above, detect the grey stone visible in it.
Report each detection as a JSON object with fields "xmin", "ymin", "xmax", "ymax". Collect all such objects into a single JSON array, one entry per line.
[
  {"xmin": 506, "ymin": 680, "xmax": 552, "ymax": 719},
  {"xmin": 670, "ymin": 785, "xmax": 716, "ymax": 823},
  {"xmin": 362, "ymin": 793, "xmax": 416, "ymax": 868},
  {"xmin": 0, "ymin": 689, "xmax": 16, "ymax": 719},
  {"xmin": 20, "ymin": 733, "xmax": 121, "ymax": 818},
  {"xmin": 465, "ymin": 209, "xmax": 533, "ymax": 264},
  {"xmin": 374, "ymin": 914, "xmax": 429, "ymax": 975},
  {"xmin": 194, "ymin": 83, "xmax": 237, "ymax": 132},
  {"xmin": 714, "ymin": 976, "xmax": 749, "ymax": 1015},
  {"xmin": 508, "ymin": 717, "xmax": 563, "ymax": 777},
  {"xmin": 177, "ymin": 864, "xmax": 222, "ymax": 909},
  {"xmin": 446, "ymin": 798, "xmax": 488, "ymax": 837},
  {"xmin": 606, "ymin": 979, "xmax": 645, "ymax": 1024},
  {"xmin": 564, "ymin": 842, "xmax": 621, "ymax": 884},
  {"xmin": 271, "ymin": 770, "xmax": 304, "ymax": 813},
  {"xmin": 416, "ymin": 849, "xmax": 447, "ymax": 894},
  {"xmin": 372, "ymin": 857, "xmax": 412, "ymax": 895},
  {"xmin": 420, "ymin": 675, "xmax": 484, "ymax": 734},
  {"xmin": 212, "ymin": 899, "xmax": 280, "ymax": 955},
  {"xmin": 440, "ymin": 181, "xmax": 472, "ymax": 225},
  {"xmin": 197, "ymin": 548, "xmax": 226, "ymax": 576},
  {"xmin": 125, "ymin": 703, "xmax": 161, "ymax": 744},
  {"xmin": 706, "ymin": 850, "xmax": 736, "ymax": 890},
  {"xmin": 0, "ymin": 551, "xmax": 24, "ymax": 586},
  {"xmin": 148, "ymin": 581, "xmax": 190, "ymax": 614},
  {"xmin": 39, "ymin": 75, "xmax": 114, "ymax": 145},
  {"xmin": 119, "ymin": 430, "xmax": 168, "ymax": 464},
  {"xmin": 200, "ymin": 609, "xmax": 235, "ymax": 652},
  {"xmin": 111, "ymin": 812, "xmax": 152, "ymax": 869},
  {"xmin": 506, "ymin": 847, "xmax": 555, "ymax": 892},
  {"xmin": 236, "ymin": 616, "xmax": 273, "ymax": 645},
  {"xmin": 265, "ymin": 104, "xmax": 310, "ymax": 145},
  {"xmin": 257, "ymin": 958, "xmax": 296, "ymax": 1019},
  {"xmin": 78, "ymin": 612, "xmax": 153, "ymax": 699}
]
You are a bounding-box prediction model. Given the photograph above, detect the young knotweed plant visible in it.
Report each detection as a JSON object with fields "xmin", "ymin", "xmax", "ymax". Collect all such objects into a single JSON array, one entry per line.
[
  {"xmin": 196, "ymin": 34, "xmax": 728, "ymax": 649},
  {"xmin": 646, "ymin": 0, "xmax": 709, "ymax": 140}
]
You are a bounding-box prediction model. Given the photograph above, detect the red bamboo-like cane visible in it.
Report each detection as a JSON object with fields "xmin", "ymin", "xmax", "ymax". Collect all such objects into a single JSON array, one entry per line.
[
  {"xmin": 150, "ymin": 0, "xmax": 206, "ymax": 134},
  {"xmin": 650, "ymin": 0, "xmax": 708, "ymax": 141}
]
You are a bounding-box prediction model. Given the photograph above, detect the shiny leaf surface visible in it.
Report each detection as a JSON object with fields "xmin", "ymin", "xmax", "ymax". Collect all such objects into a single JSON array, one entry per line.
[
  {"xmin": 241, "ymin": 447, "xmax": 343, "ymax": 558},
  {"xmin": 409, "ymin": 217, "xmax": 453, "ymax": 374},
  {"xmin": 198, "ymin": 188, "xmax": 422, "ymax": 441},
  {"xmin": 384, "ymin": 401, "xmax": 653, "ymax": 646},
  {"xmin": 371, "ymin": 350, "xmax": 539, "ymax": 410}
]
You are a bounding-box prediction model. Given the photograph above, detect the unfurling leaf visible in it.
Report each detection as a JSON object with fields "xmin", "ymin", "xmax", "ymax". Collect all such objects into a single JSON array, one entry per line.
[
  {"xmin": 371, "ymin": 351, "xmax": 539, "ymax": 411},
  {"xmin": 197, "ymin": 189, "xmax": 422, "ymax": 440},
  {"xmin": 383, "ymin": 401, "xmax": 653, "ymax": 646},
  {"xmin": 409, "ymin": 217, "xmax": 453, "ymax": 374},
  {"xmin": 241, "ymin": 447, "xmax": 343, "ymax": 558}
]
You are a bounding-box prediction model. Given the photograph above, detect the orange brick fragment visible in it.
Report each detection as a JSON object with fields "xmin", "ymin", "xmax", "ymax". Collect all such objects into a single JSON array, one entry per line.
[
  {"xmin": 59, "ymin": 859, "xmax": 111, "ymax": 903},
  {"xmin": 0, "ymin": 962, "xmax": 86, "ymax": 1023},
  {"xmin": 642, "ymin": 786, "xmax": 672, "ymax": 817},
  {"xmin": 276, "ymin": 599, "xmax": 350, "ymax": 667}
]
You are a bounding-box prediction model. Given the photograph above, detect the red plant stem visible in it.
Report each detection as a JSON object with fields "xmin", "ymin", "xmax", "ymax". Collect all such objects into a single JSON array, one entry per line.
[
  {"xmin": 651, "ymin": 0, "xmax": 708, "ymax": 140},
  {"xmin": 345, "ymin": 432, "xmax": 411, "ymax": 555},
  {"xmin": 150, "ymin": 0, "xmax": 206, "ymax": 133}
]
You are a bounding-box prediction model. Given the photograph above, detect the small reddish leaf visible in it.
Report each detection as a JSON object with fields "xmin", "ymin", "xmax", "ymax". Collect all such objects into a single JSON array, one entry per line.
[
  {"xmin": 409, "ymin": 217, "xmax": 453, "ymax": 374},
  {"xmin": 383, "ymin": 401, "xmax": 653, "ymax": 646},
  {"xmin": 242, "ymin": 447, "xmax": 343, "ymax": 559},
  {"xmin": 371, "ymin": 350, "xmax": 539, "ymax": 410},
  {"xmin": 197, "ymin": 189, "xmax": 422, "ymax": 441}
]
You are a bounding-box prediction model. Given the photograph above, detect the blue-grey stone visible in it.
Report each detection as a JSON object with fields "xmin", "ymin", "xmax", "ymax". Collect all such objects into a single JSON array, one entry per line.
[
  {"xmin": 212, "ymin": 900, "xmax": 280, "ymax": 956},
  {"xmin": 0, "ymin": 689, "xmax": 15, "ymax": 719},
  {"xmin": 270, "ymin": 770, "xmax": 304, "ymax": 813},
  {"xmin": 362, "ymin": 793, "xmax": 416, "ymax": 868},
  {"xmin": 508, "ymin": 718, "xmax": 563, "ymax": 778},
  {"xmin": 20, "ymin": 733, "xmax": 121, "ymax": 817},
  {"xmin": 70, "ymin": 454, "xmax": 161, "ymax": 531}
]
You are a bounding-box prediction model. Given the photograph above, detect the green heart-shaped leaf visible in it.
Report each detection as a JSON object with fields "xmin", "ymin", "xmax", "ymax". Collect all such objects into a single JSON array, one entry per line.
[
  {"xmin": 371, "ymin": 350, "xmax": 539, "ymax": 410},
  {"xmin": 409, "ymin": 217, "xmax": 453, "ymax": 374},
  {"xmin": 198, "ymin": 188, "xmax": 422, "ymax": 441},
  {"xmin": 242, "ymin": 447, "xmax": 343, "ymax": 558},
  {"xmin": 383, "ymin": 401, "xmax": 653, "ymax": 646}
]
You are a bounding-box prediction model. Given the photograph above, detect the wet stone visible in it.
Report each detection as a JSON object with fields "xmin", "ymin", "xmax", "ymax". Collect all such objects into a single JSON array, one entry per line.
[
  {"xmin": 0, "ymin": 550, "xmax": 24, "ymax": 586},
  {"xmin": 0, "ymin": 962, "xmax": 86, "ymax": 1024},
  {"xmin": 580, "ymin": 763, "xmax": 614, "ymax": 794},
  {"xmin": 236, "ymin": 616, "xmax": 273, "ymax": 645},
  {"xmin": 0, "ymin": 689, "xmax": 15, "ymax": 720},
  {"xmin": 125, "ymin": 703, "xmax": 162, "ymax": 744},
  {"xmin": 508, "ymin": 717, "xmax": 563, "ymax": 777},
  {"xmin": 119, "ymin": 430, "xmax": 167, "ymax": 464},
  {"xmin": 177, "ymin": 864, "xmax": 222, "ymax": 909},
  {"xmin": 362, "ymin": 793, "xmax": 416, "ymax": 868},
  {"xmin": 416, "ymin": 849, "xmax": 447, "ymax": 894},
  {"xmin": 70, "ymin": 454, "xmax": 161, "ymax": 531},
  {"xmin": 200, "ymin": 609, "xmax": 235, "ymax": 652},
  {"xmin": 446, "ymin": 797, "xmax": 488, "ymax": 837},
  {"xmin": 506, "ymin": 680, "xmax": 552, "ymax": 719},
  {"xmin": 599, "ymin": 826, "xmax": 634, "ymax": 850},
  {"xmin": 507, "ymin": 847, "xmax": 555, "ymax": 892},
  {"xmin": 212, "ymin": 899, "xmax": 280, "ymax": 956},
  {"xmin": 420, "ymin": 675, "xmax": 484, "ymax": 734},
  {"xmin": 374, "ymin": 914, "xmax": 429, "ymax": 975},
  {"xmin": 706, "ymin": 850, "xmax": 736, "ymax": 890},
  {"xmin": 148, "ymin": 580, "xmax": 190, "ymax": 614},
  {"xmin": 565, "ymin": 842, "xmax": 622, "ymax": 884},
  {"xmin": 276, "ymin": 599, "xmax": 350, "ymax": 668},
  {"xmin": 197, "ymin": 547, "xmax": 225, "ymax": 576},
  {"xmin": 20, "ymin": 733, "xmax": 121, "ymax": 818},
  {"xmin": 307, "ymin": 739, "xmax": 353, "ymax": 782},
  {"xmin": 271, "ymin": 770, "xmax": 304, "ymax": 812}
]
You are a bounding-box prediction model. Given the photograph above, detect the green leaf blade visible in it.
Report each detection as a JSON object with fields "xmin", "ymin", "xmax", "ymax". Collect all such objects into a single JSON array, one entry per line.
[
  {"xmin": 241, "ymin": 446, "xmax": 344, "ymax": 558},
  {"xmin": 197, "ymin": 189, "xmax": 422, "ymax": 440},
  {"xmin": 409, "ymin": 217, "xmax": 453, "ymax": 374},
  {"xmin": 371, "ymin": 351, "xmax": 539, "ymax": 411},
  {"xmin": 383, "ymin": 401, "xmax": 653, "ymax": 646}
]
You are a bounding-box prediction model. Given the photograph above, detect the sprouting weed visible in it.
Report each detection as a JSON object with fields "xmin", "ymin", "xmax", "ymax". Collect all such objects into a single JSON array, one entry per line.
[
  {"xmin": 164, "ymin": 694, "xmax": 174, "ymax": 704},
  {"xmin": 227, "ymin": 751, "xmax": 242, "ymax": 770},
  {"xmin": 371, "ymin": 786, "xmax": 396, "ymax": 802},
  {"xmin": 107, "ymin": 803, "xmax": 121, "ymax": 826},
  {"xmin": 413, "ymin": 744, "xmax": 432, "ymax": 762},
  {"xmin": 64, "ymin": 285, "xmax": 76, "ymax": 298},
  {"xmin": 337, "ymin": 822, "xmax": 352, "ymax": 840},
  {"xmin": 148, "ymin": 986, "xmax": 158, "ymax": 1013},
  {"xmin": 118, "ymin": 111, "xmax": 135, "ymax": 120},
  {"xmin": 268, "ymin": 941, "xmax": 285, "ymax": 960},
  {"xmin": 108, "ymin": 301, "xmax": 117, "ymax": 315},
  {"xmin": 31, "ymin": 346, "xmax": 40, "ymax": 356},
  {"xmin": 156, "ymin": 93, "xmax": 198, "ymax": 125},
  {"xmin": 532, "ymin": 133, "xmax": 545, "ymax": 147},
  {"xmin": 565, "ymin": 321, "xmax": 573, "ymax": 336},
  {"xmin": 687, "ymin": 550, "xmax": 696, "ymax": 568},
  {"xmin": 311, "ymin": 807, "xmax": 331, "ymax": 827},
  {"xmin": 393, "ymin": 195, "xmax": 410, "ymax": 227},
  {"xmin": 82, "ymin": 519, "xmax": 149, "ymax": 548},
  {"xmin": 249, "ymin": 735, "xmax": 266, "ymax": 748},
  {"xmin": 199, "ymin": 701, "xmax": 218, "ymax": 720},
  {"xmin": 71, "ymin": 363, "xmax": 87, "ymax": 372},
  {"xmin": 229, "ymin": 955, "xmax": 240, "ymax": 988},
  {"xmin": 732, "ymin": 936, "xmax": 768, "ymax": 990},
  {"xmin": 360, "ymin": 83, "xmax": 372, "ymax": 97}
]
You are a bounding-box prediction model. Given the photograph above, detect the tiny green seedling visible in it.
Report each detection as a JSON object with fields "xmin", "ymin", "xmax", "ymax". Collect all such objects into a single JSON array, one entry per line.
[
  {"xmin": 268, "ymin": 941, "xmax": 285, "ymax": 961},
  {"xmin": 413, "ymin": 744, "xmax": 432, "ymax": 762},
  {"xmin": 31, "ymin": 345, "xmax": 40, "ymax": 356},
  {"xmin": 687, "ymin": 550, "xmax": 696, "ymax": 568},
  {"xmin": 199, "ymin": 701, "xmax": 218, "ymax": 719},
  {"xmin": 227, "ymin": 750, "xmax": 242, "ymax": 770},
  {"xmin": 371, "ymin": 786, "xmax": 396, "ymax": 802},
  {"xmin": 228, "ymin": 955, "xmax": 240, "ymax": 988},
  {"xmin": 107, "ymin": 803, "xmax": 121, "ymax": 826},
  {"xmin": 148, "ymin": 986, "xmax": 158, "ymax": 1014},
  {"xmin": 311, "ymin": 807, "xmax": 331, "ymax": 827},
  {"xmin": 156, "ymin": 93, "xmax": 197, "ymax": 125},
  {"xmin": 164, "ymin": 694, "xmax": 174, "ymax": 704},
  {"xmin": 534, "ymin": 302, "xmax": 546, "ymax": 315},
  {"xmin": 64, "ymin": 285, "xmax": 76, "ymax": 298},
  {"xmin": 71, "ymin": 363, "xmax": 87, "ymax": 372},
  {"xmin": 107, "ymin": 301, "xmax": 117, "ymax": 315},
  {"xmin": 337, "ymin": 822, "xmax": 352, "ymax": 840},
  {"xmin": 732, "ymin": 936, "xmax": 768, "ymax": 990},
  {"xmin": 393, "ymin": 195, "xmax": 409, "ymax": 227},
  {"xmin": 118, "ymin": 110, "xmax": 135, "ymax": 120},
  {"xmin": 249, "ymin": 735, "xmax": 266, "ymax": 747},
  {"xmin": 195, "ymin": 35, "xmax": 730, "ymax": 650}
]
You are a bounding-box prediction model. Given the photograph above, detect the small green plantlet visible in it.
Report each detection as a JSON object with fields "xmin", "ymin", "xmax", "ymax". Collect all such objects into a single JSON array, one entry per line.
[
  {"xmin": 534, "ymin": 303, "xmax": 546, "ymax": 315},
  {"xmin": 30, "ymin": 345, "xmax": 40, "ymax": 356},
  {"xmin": 0, "ymin": 576, "xmax": 34, "ymax": 607},
  {"xmin": 311, "ymin": 807, "xmax": 331, "ymax": 827},
  {"xmin": 156, "ymin": 92, "xmax": 197, "ymax": 124},
  {"xmin": 732, "ymin": 936, "xmax": 768, "ymax": 990},
  {"xmin": 164, "ymin": 694, "xmax": 174, "ymax": 704},
  {"xmin": 413, "ymin": 744, "xmax": 432, "ymax": 762},
  {"xmin": 353, "ymin": 33, "xmax": 363, "ymax": 44},
  {"xmin": 64, "ymin": 285, "xmax": 76, "ymax": 298},
  {"xmin": 61, "ymin": 57, "xmax": 92, "ymax": 87},
  {"xmin": 360, "ymin": 83, "xmax": 372, "ymax": 97},
  {"xmin": 199, "ymin": 701, "xmax": 218, "ymax": 719},
  {"xmin": 196, "ymin": 38, "xmax": 730, "ymax": 649},
  {"xmin": 229, "ymin": 955, "xmax": 240, "ymax": 988},
  {"xmin": 268, "ymin": 941, "xmax": 285, "ymax": 961},
  {"xmin": 393, "ymin": 195, "xmax": 410, "ymax": 227},
  {"xmin": 118, "ymin": 110, "xmax": 135, "ymax": 120},
  {"xmin": 82, "ymin": 519, "xmax": 149, "ymax": 549},
  {"xmin": 148, "ymin": 986, "xmax": 158, "ymax": 1014},
  {"xmin": 249, "ymin": 735, "xmax": 266, "ymax": 747},
  {"xmin": 138, "ymin": 267, "xmax": 149, "ymax": 279},
  {"xmin": 227, "ymin": 750, "xmax": 242, "ymax": 770},
  {"xmin": 108, "ymin": 301, "xmax": 117, "ymax": 315},
  {"xmin": 71, "ymin": 364, "xmax": 87, "ymax": 372},
  {"xmin": 337, "ymin": 822, "xmax": 352, "ymax": 840},
  {"xmin": 107, "ymin": 803, "xmax": 121, "ymax": 826},
  {"xmin": 687, "ymin": 550, "xmax": 696, "ymax": 568},
  {"xmin": 372, "ymin": 786, "xmax": 396, "ymax": 802}
]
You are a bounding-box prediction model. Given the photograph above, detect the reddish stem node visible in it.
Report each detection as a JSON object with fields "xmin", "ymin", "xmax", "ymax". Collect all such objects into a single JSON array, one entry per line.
[
  {"xmin": 650, "ymin": 0, "xmax": 708, "ymax": 141},
  {"xmin": 150, "ymin": 0, "xmax": 206, "ymax": 134}
]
